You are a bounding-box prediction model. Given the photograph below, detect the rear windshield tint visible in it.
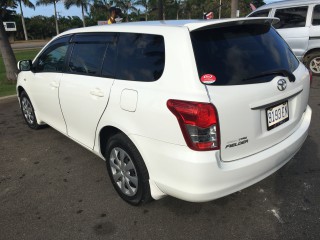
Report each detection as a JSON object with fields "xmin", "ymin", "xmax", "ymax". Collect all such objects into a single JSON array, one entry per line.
[{"xmin": 191, "ymin": 23, "xmax": 299, "ymax": 85}]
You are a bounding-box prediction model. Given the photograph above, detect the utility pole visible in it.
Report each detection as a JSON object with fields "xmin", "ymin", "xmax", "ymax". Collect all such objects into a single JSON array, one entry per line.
[{"xmin": 231, "ymin": 0, "xmax": 238, "ymax": 18}]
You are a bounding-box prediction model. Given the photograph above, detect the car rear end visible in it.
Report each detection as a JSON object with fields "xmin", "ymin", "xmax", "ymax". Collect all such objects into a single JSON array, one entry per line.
[{"xmin": 146, "ymin": 19, "xmax": 312, "ymax": 202}]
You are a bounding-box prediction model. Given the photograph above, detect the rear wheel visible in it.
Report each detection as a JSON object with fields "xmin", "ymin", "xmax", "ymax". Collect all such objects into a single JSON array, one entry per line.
[
  {"xmin": 304, "ymin": 52, "xmax": 320, "ymax": 76},
  {"xmin": 20, "ymin": 91, "xmax": 40, "ymax": 129},
  {"xmin": 105, "ymin": 133, "xmax": 152, "ymax": 205}
]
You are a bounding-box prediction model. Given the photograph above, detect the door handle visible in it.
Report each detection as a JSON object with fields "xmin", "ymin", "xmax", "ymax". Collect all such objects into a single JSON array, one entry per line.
[
  {"xmin": 90, "ymin": 88, "xmax": 104, "ymax": 97},
  {"xmin": 50, "ymin": 81, "xmax": 59, "ymax": 88}
]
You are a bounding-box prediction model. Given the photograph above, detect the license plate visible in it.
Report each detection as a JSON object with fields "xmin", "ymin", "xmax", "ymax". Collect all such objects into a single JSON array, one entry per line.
[{"xmin": 266, "ymin": 101, "xmax": 289, "ymax": 131}]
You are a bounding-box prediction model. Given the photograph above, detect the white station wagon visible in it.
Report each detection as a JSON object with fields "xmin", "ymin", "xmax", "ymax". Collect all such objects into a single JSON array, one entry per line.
[{"xmin": 17, "ymin": 18, "xmax": 312, "ymax": 205}]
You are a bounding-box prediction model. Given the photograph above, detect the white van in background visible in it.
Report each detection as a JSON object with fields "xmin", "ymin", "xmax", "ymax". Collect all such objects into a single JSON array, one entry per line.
[{"xmin": 248, "ymin": 0, "xmax": 320, "ymax": 75}]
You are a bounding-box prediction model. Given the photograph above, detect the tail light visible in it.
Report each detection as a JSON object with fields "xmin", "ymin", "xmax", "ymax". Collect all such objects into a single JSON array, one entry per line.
[{"xmin": 167, "ymin": 99, "xmax": 220, "ymax": 151}]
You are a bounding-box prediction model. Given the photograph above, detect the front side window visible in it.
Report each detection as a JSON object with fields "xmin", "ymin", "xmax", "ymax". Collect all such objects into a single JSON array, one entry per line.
[
  {"xmin": 274, "ymin": 6, "xmax": 308, "ymax": 29},
  {"xmin": 248, "ymin": 9, "xmax": 270, "ymax": 17},
  {"xmin": 116, "ymin": 33, "xmax": 165, "ymax": 82},
  {"xmin": 34, "ymin": 37, "xmax": 69, "ymax": 73},
  {"xmin": 191, "ymin": 23, "xmax": 299, "ymax": 86},
  {"xmin": 312, "ymin": 5, "xmax": 320, "ymax": 25}
]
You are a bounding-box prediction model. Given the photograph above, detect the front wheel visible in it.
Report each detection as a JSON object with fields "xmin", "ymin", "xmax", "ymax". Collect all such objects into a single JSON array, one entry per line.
[
  {"xmin": 20, "ymin": 91, "xmax": 40, "ymax": 129},
  {"xmin": 304, "ymin": 52, "xmax": 320, "ymax": 76},
  {"xmin": 105, "ymin": 133, "xmax": 152, "ymax": 205}
]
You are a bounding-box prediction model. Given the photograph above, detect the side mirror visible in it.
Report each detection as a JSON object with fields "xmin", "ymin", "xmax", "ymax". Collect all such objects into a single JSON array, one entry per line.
[{"xmin": 18, "ymin": 60, "xmax": 32, "ymax": 71}]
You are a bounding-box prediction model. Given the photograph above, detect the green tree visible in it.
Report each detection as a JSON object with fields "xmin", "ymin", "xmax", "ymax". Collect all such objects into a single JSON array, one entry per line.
[
  {"xmin": 140, "ymin": 0, "xmax": 157, "ymax": 20},
  {"xmin": 0, "ymin": 0, "xmax": 18, "ymax": 82},
  {"xmin": 114, "ymin": 0, "xmax": 139, "ymax": 22},
  {"xmin": 26, "ymin": 15, "xmax": 56, "ymax": 39},
  {"xmin": 64, "ymin": 0, "xmax": 91, "ymax": 27},
  {"xmin": 136, "ymin": 0, "xmax": 150, "ymax": 20},
  {"xmin": 36, "ymin": 0, "xmax": 61, "ymax": 35},
  {"xmin": 89, "ymin": 0, "xmax": 112, "ymax": 22},
  {"xmin": 58, "ymin": 16, "xmax": 83, "ymax": 31},
  {"xmin": 252, "ymin": 0, "xmax": 265, "ymax": 8},
  {"xmin": 174, "ymin": 0, "xmax": 183, "ymax": 19}
]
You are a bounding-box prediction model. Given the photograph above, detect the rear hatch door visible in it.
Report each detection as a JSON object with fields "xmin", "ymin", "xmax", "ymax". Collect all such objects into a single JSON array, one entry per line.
[{"xmin": 190, "ymin": 19, "xmax": 310, "ymax": 162}]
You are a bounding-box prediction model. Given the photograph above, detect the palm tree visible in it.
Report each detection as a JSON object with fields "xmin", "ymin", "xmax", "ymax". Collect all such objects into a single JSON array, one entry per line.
[
  {"xmin": 36, "ymin": 0, "xmax": 60, "ymax": 35},
  {"xmin": 0, "ymin": 0, "xmax": 19, "ymax": 82},
  {"xmin": 136, "ymin": 0, "xmax": 150, "ymax": 20},
  {"xmin": 174, "ymin": 0, "xmax": 182, "ymax": 20},
  {"xmin": 18, "ymin": 0, "xmax": 35, "ymax": 40},
  {"xmin": 157, "ymin": 0, "xmax": 163, "ymax": 20},
  {"xmin": 64, "ymin": 0, "xmax": 91, "ymax": 27},
  {"xmin": 89, "ymin": 0, "xmax": 112, "ymax": 22}
]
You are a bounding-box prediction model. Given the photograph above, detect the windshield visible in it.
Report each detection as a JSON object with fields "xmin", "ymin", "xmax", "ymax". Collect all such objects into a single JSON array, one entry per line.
[{"xmin": 191, "ymin": 23, "xmax": 299, "ymax": 85}]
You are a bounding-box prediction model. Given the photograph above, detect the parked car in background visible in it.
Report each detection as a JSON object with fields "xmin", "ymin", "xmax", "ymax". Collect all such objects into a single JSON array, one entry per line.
[
  {"xmin": 16, "ymin": 18, "xmax": 312, "ymax": 205},
  {"xmin": 248, "ymin": 0, "xmax": 320, "ymax": 75}
]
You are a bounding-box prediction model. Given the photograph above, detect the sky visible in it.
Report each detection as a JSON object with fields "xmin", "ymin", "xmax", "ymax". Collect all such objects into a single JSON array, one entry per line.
[
  {"xmin": 18, "ymin": 1, "xmax": 86, "ymax": 19},
  {"xmin": 19, "ymin": 0, "xmax": 283, "ymax": 18}
]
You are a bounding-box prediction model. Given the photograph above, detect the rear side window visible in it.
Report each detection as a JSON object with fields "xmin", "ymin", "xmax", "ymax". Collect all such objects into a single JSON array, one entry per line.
[
  {"xmin": 248, "ymin": 9, "xmax": 270, "ymax": 17},
  {"xmin": 312, "ymin": 5, "xmax": 320, "ymax": 25},
  {"xmin": 101, "ymin": 43, "xmax": 117, "ymax": 78},
  {"xmin": 68, "ymin": 43, "xmax": 106, "ymax": 75},
  {"xmin": 68, "ymin": 33, "xmax": 117, "ymax": 76},
  {"xmin": 274, "ymin": 6, "xmax": 308, "ymax": 29},
  {"xmin": 191, "ymin": 23, "xmax": 299, "ymax": 86},
  {"xmin": 116, "ymin": 33, "xmax": 165, "ymax": 81}
]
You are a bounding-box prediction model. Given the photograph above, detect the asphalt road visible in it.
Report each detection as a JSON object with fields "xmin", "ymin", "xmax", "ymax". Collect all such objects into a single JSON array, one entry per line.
[{"xmin": 0, "ymin": 78, "xmax": 319, "ymax": 240}]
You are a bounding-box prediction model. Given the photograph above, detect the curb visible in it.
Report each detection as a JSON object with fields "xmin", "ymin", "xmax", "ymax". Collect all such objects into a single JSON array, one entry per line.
[{"xmin": 0, "ymin": 95, "xmax": 17, "ymax": 101}]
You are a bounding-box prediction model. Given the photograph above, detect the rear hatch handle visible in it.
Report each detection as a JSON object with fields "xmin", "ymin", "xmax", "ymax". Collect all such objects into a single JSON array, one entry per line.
[{"xmin": 243, "ymin": 69, "xmax": 296, "ymax": 82}]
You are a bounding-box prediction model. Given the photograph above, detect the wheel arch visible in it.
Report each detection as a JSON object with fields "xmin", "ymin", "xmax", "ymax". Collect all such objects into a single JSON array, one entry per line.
[
  {"xmin": 98, "ymin": 126, "xmax": 166, "ymax": 201},
  {"xmin": 302, "ymin": 48, "xmax": 320, "ymax": 63},
  {"xmin": 17, "ymin": 86, "xmax": 26, "ymax": 98},
  {"xmin": 99, "ymin": 125, "xmax": 122, "ymax": 157},
  {"xmin": 17, "ymin": 86, "xmax": 45, "ymax": 126}
]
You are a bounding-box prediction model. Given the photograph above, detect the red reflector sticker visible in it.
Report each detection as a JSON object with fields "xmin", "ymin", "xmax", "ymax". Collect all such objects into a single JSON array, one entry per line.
[{"xmin": 200, "ymin": 74, "xmax": 216, "ymax": 84}]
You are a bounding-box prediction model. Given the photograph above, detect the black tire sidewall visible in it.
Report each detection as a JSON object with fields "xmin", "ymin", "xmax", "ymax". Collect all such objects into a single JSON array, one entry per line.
[
  {"xmin": 105, "ymin": 133, "xmax": 151, "ymax": 205},
  {"xmin": 20, "ymin": 91, "xmax": 39, "ymax": 129}
]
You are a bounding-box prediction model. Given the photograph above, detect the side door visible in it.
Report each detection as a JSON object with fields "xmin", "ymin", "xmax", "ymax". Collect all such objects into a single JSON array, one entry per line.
[
  {"xmin": 273, "ymin": 6, "xmax": 310, "ymax": 59},
  {"xmin": 309, "ymin": 5, "xmax": 320, "ymax": 47},
  {"xmin": 59, "ymin": 33, "xmax": 117, "ymax": 148},
  {"xmin": 29, "ymin": 36, "xmax": 70, "ymax": 133}
]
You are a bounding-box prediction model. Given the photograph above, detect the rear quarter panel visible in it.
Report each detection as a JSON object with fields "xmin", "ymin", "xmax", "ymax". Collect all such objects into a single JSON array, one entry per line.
[{"xmin": 94, "ymin": 27, "xmax": 209, "ymax": 156}]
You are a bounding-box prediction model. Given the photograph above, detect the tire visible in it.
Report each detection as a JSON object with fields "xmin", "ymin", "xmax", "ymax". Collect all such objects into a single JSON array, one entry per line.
[
  {"xmin": 304, "ymin": 52, "xmax": 320, "ymax": 76},
  {"xmin": 20, "ymin": 91, "xmax": 40, "ymax": 129},
  {"xmin": 105, "ymin": 133, "xmax": 152, "ymax": 205}
]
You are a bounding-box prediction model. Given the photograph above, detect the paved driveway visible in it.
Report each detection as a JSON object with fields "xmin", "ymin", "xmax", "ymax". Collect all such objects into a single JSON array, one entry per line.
[{"xmin": 0, "ymin": 78, "xmax": 319, "ymax": 240}]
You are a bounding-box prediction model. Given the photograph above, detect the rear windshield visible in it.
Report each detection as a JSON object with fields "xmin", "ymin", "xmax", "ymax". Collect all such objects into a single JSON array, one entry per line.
[{"xmin": 191, "ymin": 23, "xmax": 299, "ymax": 85}]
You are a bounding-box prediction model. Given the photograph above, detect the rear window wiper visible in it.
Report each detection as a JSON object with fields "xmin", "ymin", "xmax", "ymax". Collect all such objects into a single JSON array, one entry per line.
[{"xmin": 243, "ymin": 69, "xmax": 296, "ymax": 82}]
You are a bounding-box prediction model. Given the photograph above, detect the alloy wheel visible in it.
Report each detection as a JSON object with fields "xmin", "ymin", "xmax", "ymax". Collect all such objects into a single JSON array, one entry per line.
[
  {"xmin": 109, "ymin": 147, "xmax": 138, "ymax": 196},
  {"xmin": 310, "ymin": 56, "xmax": 320, "ymax": 74},
  {"xmin": 21, "ymin": 97, "xmax": 35, "ymax": 125}
]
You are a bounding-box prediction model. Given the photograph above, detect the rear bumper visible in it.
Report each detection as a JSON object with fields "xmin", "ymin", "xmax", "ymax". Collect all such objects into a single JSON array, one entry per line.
[{"xmin": 131, "ymin": 105, "xmax": 312, "ymax": 202}]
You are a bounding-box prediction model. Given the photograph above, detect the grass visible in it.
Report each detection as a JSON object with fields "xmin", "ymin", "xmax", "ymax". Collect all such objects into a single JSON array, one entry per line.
[{"xmin": 0, "ymin": 49, "xmax": 39, "ymax": 97}]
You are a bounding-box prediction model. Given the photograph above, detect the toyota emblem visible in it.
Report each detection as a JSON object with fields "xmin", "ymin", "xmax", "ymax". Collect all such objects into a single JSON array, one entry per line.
[{"xmin": 277, "ymin": 79, "xmax": 287, "ymax": 91}]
